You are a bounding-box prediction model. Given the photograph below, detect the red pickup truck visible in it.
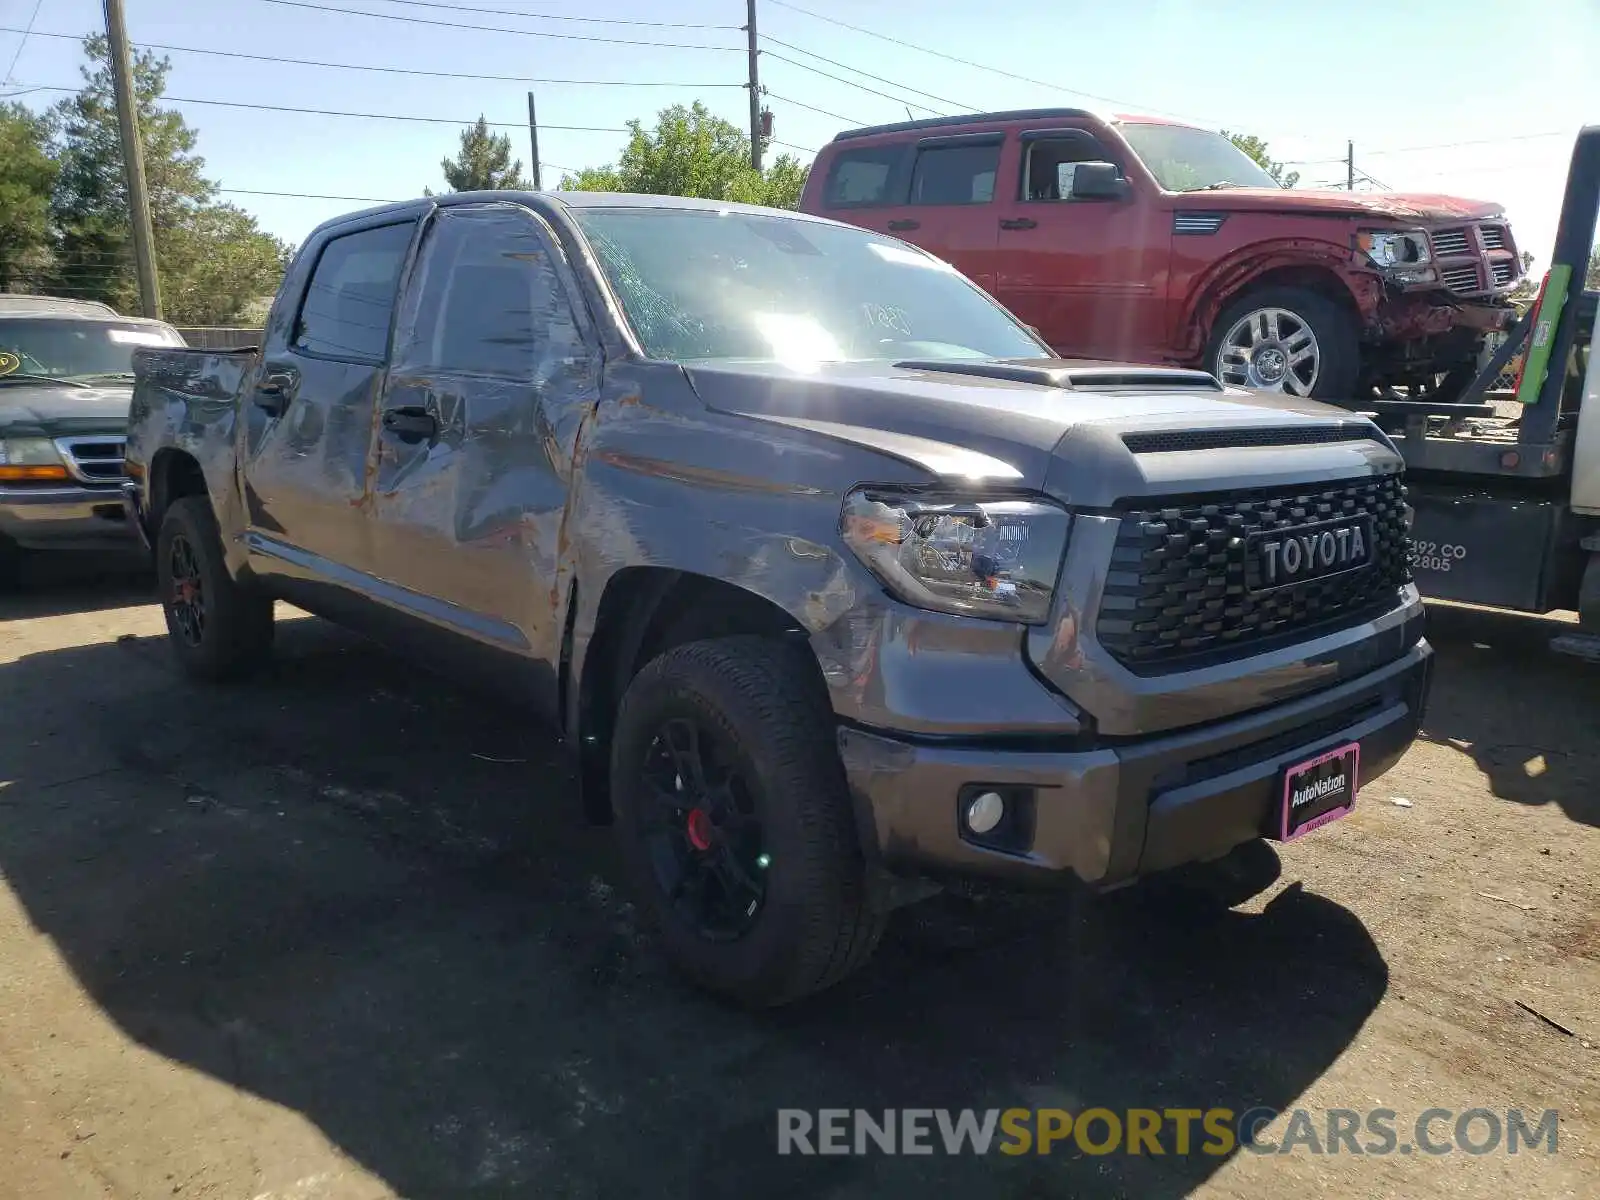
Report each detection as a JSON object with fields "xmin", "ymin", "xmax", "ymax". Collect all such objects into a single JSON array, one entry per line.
[{"xmin": 800, "ymin": 109, "xmax": 1522, "ymax": 401}]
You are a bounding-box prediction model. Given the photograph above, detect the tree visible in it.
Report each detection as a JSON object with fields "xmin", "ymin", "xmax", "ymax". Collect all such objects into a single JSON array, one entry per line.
[
  {"xmin": 0, "ymin": 103, "xmax": 57, "ymax": 293},
  {"xmin": 47, "ymin": 35, "xmax": 287, "ymax": 323},
  {"xmin": 1588, "ymin": 248, "xmax": 1600, "ymax": 292},
  {"xmin": 433, "ymin": 116, "xmax": 529, "ymax": 193},
  {"xmin": 560, "ymin": 102, "xmax": 809, "ymax": 209},
  {"xmin": 1221, "ymin": 131, "xmax": 1299, "ymax": 189}
]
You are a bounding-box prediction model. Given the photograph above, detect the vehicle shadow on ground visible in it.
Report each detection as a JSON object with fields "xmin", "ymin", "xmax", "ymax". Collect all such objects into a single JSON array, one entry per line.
[
  {"xmin": 0, "ymin": 550, "xmax": 154, "ymax": 620},
  {"xmin": 1419, "ymin": 603, "xmax": 1600, "ymax": 828},
  {"xmin": 0, "ymin": 617, "xmax": 1388, "ymax": 1199}
]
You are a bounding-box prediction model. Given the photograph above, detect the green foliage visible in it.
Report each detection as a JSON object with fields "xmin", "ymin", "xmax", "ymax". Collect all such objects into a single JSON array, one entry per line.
[
  {"xmin": 560, "ymin": 102, "xmax": 810, "ymax": 210},
  {"xmin": 41, "ymin": 35, "xmax": 287, "ymax": 323},
  {"xmin": 434, "ymin": 116, "xmax": 530, "ymax": 193},
  {"xmin": 0, "ymin": 103, "xmax": 57, "ymax": 292},
  {"xmin": 1221, "ymin": 131, "xmax": 1300, "ymax": 189}
]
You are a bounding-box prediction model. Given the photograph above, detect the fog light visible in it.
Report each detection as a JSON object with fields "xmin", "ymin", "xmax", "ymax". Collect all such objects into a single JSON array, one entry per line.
[{"xmin": 965, "ymin": 791, "xmax": 1005, "ymax": 835}]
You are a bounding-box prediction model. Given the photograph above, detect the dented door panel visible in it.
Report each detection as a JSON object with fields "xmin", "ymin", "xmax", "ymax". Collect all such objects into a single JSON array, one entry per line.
[
  {"xmin": 241, "ymin": 218, "xmax": 418, "ymax": 593},
  {"xmin": 369, "ymin": 204, "xmax": 601, "ymax": 708}
]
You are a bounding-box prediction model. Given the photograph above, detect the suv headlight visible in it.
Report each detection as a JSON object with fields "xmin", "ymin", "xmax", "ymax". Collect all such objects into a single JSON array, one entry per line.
[
  {"xmin": 840, "ymin": 487, "xmax": 1070, "ymax": 623},
  {"xmin": 1357, "ymin": 229, "xmax": 1432, "ymax": 269},
  {"xmin": 0, "ymin": 436, "xmax": 69, "ymax": 482}
]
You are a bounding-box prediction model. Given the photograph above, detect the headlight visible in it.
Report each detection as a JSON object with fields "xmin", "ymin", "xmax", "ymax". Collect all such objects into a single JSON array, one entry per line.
[
  {"xmin": 0, "ymin": 436, "xmax": 69, "ymax": 481},
  {"xmin": 1357, "ymin": 229, "xmax": 1432, "ymax": 268},
  {"xmin": 840, "ymin": 488, "xmax": 1070, "ymax": 623}
]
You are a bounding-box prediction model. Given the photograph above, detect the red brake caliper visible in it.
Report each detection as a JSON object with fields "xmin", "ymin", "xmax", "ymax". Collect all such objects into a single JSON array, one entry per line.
[{"xmin": 685, "ymin": 808, "xmax": 714, "ymax": 852}]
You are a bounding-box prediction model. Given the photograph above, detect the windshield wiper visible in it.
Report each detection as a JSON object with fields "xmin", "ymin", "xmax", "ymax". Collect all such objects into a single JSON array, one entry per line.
[
  {"xmin": 67, "ymin": 371, "xmax": 136, "ymax": 383},
  {"xmin": 0, "ymin": 372, "xmax": 92, "ymax": 388},
  {"xmin": 1180, "ymin": 181, "xmax": 1243, "ymax": 192}
]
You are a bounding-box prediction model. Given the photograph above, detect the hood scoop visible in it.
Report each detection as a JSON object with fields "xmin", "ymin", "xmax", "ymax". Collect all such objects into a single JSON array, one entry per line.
[{"xmin": 893, "ymin": 358, "xmax": 1224, "ymax": 391}]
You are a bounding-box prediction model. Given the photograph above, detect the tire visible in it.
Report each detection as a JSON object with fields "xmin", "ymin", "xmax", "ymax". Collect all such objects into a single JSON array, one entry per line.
[
  {"xmin": 1206, "ymin": 285, "xmax": 1361, "ymax": 400},
  {"xmin": 610, "ymin": 636, "xmax": 887, "ymax": 1007},
  {"xmin": 155, "ymin": 496, "xmax": 274, "ymax": 681}
]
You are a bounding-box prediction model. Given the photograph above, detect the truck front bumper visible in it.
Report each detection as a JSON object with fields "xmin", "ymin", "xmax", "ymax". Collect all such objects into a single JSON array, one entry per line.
[
  {"xmin": 838, "ymin": 639, "xmax": 1431, "ymax": 890},
  {"xmin": 0, "ymin": 483, "xmax": 139, "ymax": 552}
]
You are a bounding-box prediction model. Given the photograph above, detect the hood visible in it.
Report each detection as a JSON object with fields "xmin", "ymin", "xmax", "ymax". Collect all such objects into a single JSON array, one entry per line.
[
  {"xmin": 0, "ymin": 382, "xmax": 133, "ymax": 439},
  {"xmin": 1173, "ymin": 186, "xmax": 1504, "ymax": 224},
  {"xmin": 682, "ymin": 358, "xmax": 1382, "ymax": 500}
]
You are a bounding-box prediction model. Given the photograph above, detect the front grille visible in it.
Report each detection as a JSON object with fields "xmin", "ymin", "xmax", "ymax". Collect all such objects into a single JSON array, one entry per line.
[
  {"xmin": 1431, "ymin": 228, "xmax": 1471, "ymax": 255},
  {"xmin": 1491, "ymin": 260, "xmax": 1516, "ymax": 286},
  {"xmin": 53, "ymin": 435, "xmax": 127, "ymax": 484},
  {"xmin": 1096, "ymin": 474, "xmax": 1412, "ymax": 672},
  {"xmin": 1441, "ymin": 264, "xmax": 1481, "ymax": 293},
  {"xmin": 1480, "ymin": 226, "xmax": 1507, "ymax": 250},
  {"xmin": 1121, "ymin": 425, "xmax": 1381, "ymax": 454}
]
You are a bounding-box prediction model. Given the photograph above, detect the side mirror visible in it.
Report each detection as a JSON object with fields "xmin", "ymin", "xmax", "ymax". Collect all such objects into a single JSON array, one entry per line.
[{"xmin": 1069, "ymin": 161, "xmax": 1129, "ymax": 201}]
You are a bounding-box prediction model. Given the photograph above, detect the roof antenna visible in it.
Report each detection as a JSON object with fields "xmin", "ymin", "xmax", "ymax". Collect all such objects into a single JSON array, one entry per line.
[{"xmin": 905, "ymin": 106, "xmax": 915, "ymax": 121}]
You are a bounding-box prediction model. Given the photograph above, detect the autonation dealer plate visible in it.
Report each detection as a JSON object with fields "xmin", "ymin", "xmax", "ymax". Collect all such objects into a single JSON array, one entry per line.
[{"xmin": 1279, "ymin": 742, "xmax": 1360, "ymax": 841}]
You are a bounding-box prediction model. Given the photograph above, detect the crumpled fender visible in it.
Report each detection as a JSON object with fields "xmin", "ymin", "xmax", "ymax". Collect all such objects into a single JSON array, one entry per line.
[{"xmin": 1177, "ymin": 238, "xmax": 1380, "ymax": 358}]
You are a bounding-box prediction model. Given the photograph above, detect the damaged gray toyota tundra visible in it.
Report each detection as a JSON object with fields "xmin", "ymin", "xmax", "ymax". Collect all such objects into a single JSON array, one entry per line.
[{"xmin": 123, "ymin": 192, "xmax": 1431, "ymax": 1006}]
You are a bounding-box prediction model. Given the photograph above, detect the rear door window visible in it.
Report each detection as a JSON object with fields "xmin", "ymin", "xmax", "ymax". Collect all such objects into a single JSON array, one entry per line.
[
  {"xmin": 293, "ymin": 221, "xmax": 415, "ymax": 361},
  {"xmin": 822, "ymin": 145, "xmax": 901, "ymax": 208},
  {"xmin": 909, "ymin": 143, "xmax": 1001, "ymax": 206}
]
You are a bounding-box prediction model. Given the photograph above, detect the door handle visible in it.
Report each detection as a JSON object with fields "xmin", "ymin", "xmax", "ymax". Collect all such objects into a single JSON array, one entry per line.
[
  {"xmin": 887, "ymin": 219, "xmax": 921, "ymax": 232},
  {"xmin": 999, "ymin": 217, "xmax": 1038, "ymax": 231},
  {"xmin": 254, "ymin": 366, "xmax": 299, "ymax": 415},
  {"xmin": 381, "ymin": 405, "xmax": 439, "ymax": 443}
]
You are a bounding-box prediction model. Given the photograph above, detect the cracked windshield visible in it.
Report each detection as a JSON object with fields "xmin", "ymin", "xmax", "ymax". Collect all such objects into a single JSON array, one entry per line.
[{"xmin": 0, "ymin": 0, "xmax": 1593, "ymax": 1198}]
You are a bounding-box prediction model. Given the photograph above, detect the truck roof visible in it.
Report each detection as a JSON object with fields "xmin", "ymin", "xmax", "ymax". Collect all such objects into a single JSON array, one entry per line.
[
  {"xmin": 827, "ymin": 108, "xmax": 1097, "ymax": 143},
  {"xmin": 0, "ymin": 294, "xmax": 121, "ymax": 318},
  {"xmin": 309, "ymin": 189, "xmax": 852, "ymax": 242}
]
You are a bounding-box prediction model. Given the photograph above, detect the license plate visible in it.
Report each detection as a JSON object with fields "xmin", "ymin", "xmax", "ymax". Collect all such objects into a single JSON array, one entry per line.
[{"xmin": 1279, "ymin": 742, "xmax": 1360, "ymax": 841}]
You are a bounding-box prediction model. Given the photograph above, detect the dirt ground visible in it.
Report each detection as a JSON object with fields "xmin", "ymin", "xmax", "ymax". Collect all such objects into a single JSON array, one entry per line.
[{"xmin": 1, "ymin": 556, "xmax": 1597, "ymax": 1200}]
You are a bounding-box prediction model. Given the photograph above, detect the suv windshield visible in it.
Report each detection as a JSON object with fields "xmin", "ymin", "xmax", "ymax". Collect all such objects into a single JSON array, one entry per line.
[
  {"xmin": 1116, "ymin": 122, "xmax": 1283, "ymax": 192},
  {"xmin": 0, "ymin": 318, "xmax": 182, "ymax": 384},
  {"xmin": 571, "ymin": 208, "xmax": 1046, "ymax": 367}
]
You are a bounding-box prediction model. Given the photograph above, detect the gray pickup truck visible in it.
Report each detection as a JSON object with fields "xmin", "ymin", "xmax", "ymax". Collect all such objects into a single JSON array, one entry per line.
[
  {"xmin": 0, "ymin": 295, "xmax": 184, "ymax": 581},
  {"xmin": 124, "ymin": 191, "xmax": 1431, "ymax": 1005}
]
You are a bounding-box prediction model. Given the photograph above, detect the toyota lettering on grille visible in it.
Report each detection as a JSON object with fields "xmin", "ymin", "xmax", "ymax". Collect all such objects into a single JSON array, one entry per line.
[{"xmin": 1247, "ymin": 515, "xmax": 1375, "ymax": 591}]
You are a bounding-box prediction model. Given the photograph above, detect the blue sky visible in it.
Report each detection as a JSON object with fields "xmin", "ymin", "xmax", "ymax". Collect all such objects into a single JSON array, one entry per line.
[{"xmin": 3, "ymin": 0, "xmax": 1597, "ymax": 264}]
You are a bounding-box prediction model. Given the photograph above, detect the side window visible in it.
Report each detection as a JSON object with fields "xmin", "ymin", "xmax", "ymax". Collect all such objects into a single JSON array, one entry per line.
[
  {"xmin": 1022, "ymin": 136, "xmax": 1113, "ymax": 201},
  {"xmin": 910, "ymin": 143, "xmax": 1001, "ymax": 206},
  {"xmin": 293, "ymin": 221, "xmax": 415, "ymax": 360},
  {"xmin": 823, "ymin": 146, "xmax": 900, "ymax": 208},
  {"xmin": 391, "ymin": 205, "xmax": 586, "ymax": 382}
]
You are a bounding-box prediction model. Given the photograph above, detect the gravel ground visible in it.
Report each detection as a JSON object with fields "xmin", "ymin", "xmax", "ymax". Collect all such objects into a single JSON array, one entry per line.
[{"xmin": 0, "ymin": 556, "xmax": 1596, "ymax": 1199}]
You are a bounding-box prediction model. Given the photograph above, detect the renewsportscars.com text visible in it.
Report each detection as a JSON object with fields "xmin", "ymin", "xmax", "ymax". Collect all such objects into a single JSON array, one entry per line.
[{"xmin": 776, "ymin": 1107, "xmax": 1559, "ymax": 1157}]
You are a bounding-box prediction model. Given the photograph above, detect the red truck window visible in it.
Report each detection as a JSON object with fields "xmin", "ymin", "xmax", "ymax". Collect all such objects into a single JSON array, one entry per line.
[
  {"xmin": 910, "ymin": 144, "xmax": 1000, "ymax": 206},
  {"xmin": 822, "ymin": 146, "xmax": 901, "ymax": 208}
]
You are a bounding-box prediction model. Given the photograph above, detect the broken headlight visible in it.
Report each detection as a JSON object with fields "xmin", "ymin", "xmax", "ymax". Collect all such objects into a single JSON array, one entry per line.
[{"xmin": 840, "ymin": 488, "xmax": 1070, "ymax": 623}]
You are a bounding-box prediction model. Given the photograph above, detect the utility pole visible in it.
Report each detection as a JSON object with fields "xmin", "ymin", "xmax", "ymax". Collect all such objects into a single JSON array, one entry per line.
[
  {"xmin": 745, "ymin": 0, "xmax": 762, "ymax": 171},
  {"xmin": 1346, "ymin": 140, "xmax": 1355, "ymax": 191},
  {"xmin": 527, "ymin": 91, "xmax": 542, "ymax": 190},
  {"xmin": 104, "ymin": 0, "xmax": 160, "ymax": 319}
]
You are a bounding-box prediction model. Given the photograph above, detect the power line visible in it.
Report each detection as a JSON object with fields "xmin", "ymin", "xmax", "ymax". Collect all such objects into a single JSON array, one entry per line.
[
  {"xmin": 257, "ymin": 0, "xmax": 741, "ymax": 51},
  {"xmin": 760, "ymin": 34, "xmax": 973, "ymax": 113},
  {"xmin": 1, "ymin": 0, "xmax": 43, "ymax": 85},
  {"xmin": 0, "ymin": 26, "xmax": 745, "ymax": 88},
  {"xmin": 9, "ymin": 84, "xmax": 629, "ymax": 131},
  {"xmin": 759, "ymin": 49, "xmax": 944, "ymax": 116},
  {"xmin": 764, "ymin": 0, "xmax": 1202, "ymax": 123},
  {"xmin": 769, "ymin": 138, "xmax": 817, "ymax": 155},
  {"xmin": 350, "ymin": 0, "xmax": 738, "ymax": 29},
  {"xmin": 1282, "ymin": 130, "xmax": 1573, "ymax": 166},
  {"xmin": 763, "ymin": 90, "xmax": 864, "ymax": 127}
]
